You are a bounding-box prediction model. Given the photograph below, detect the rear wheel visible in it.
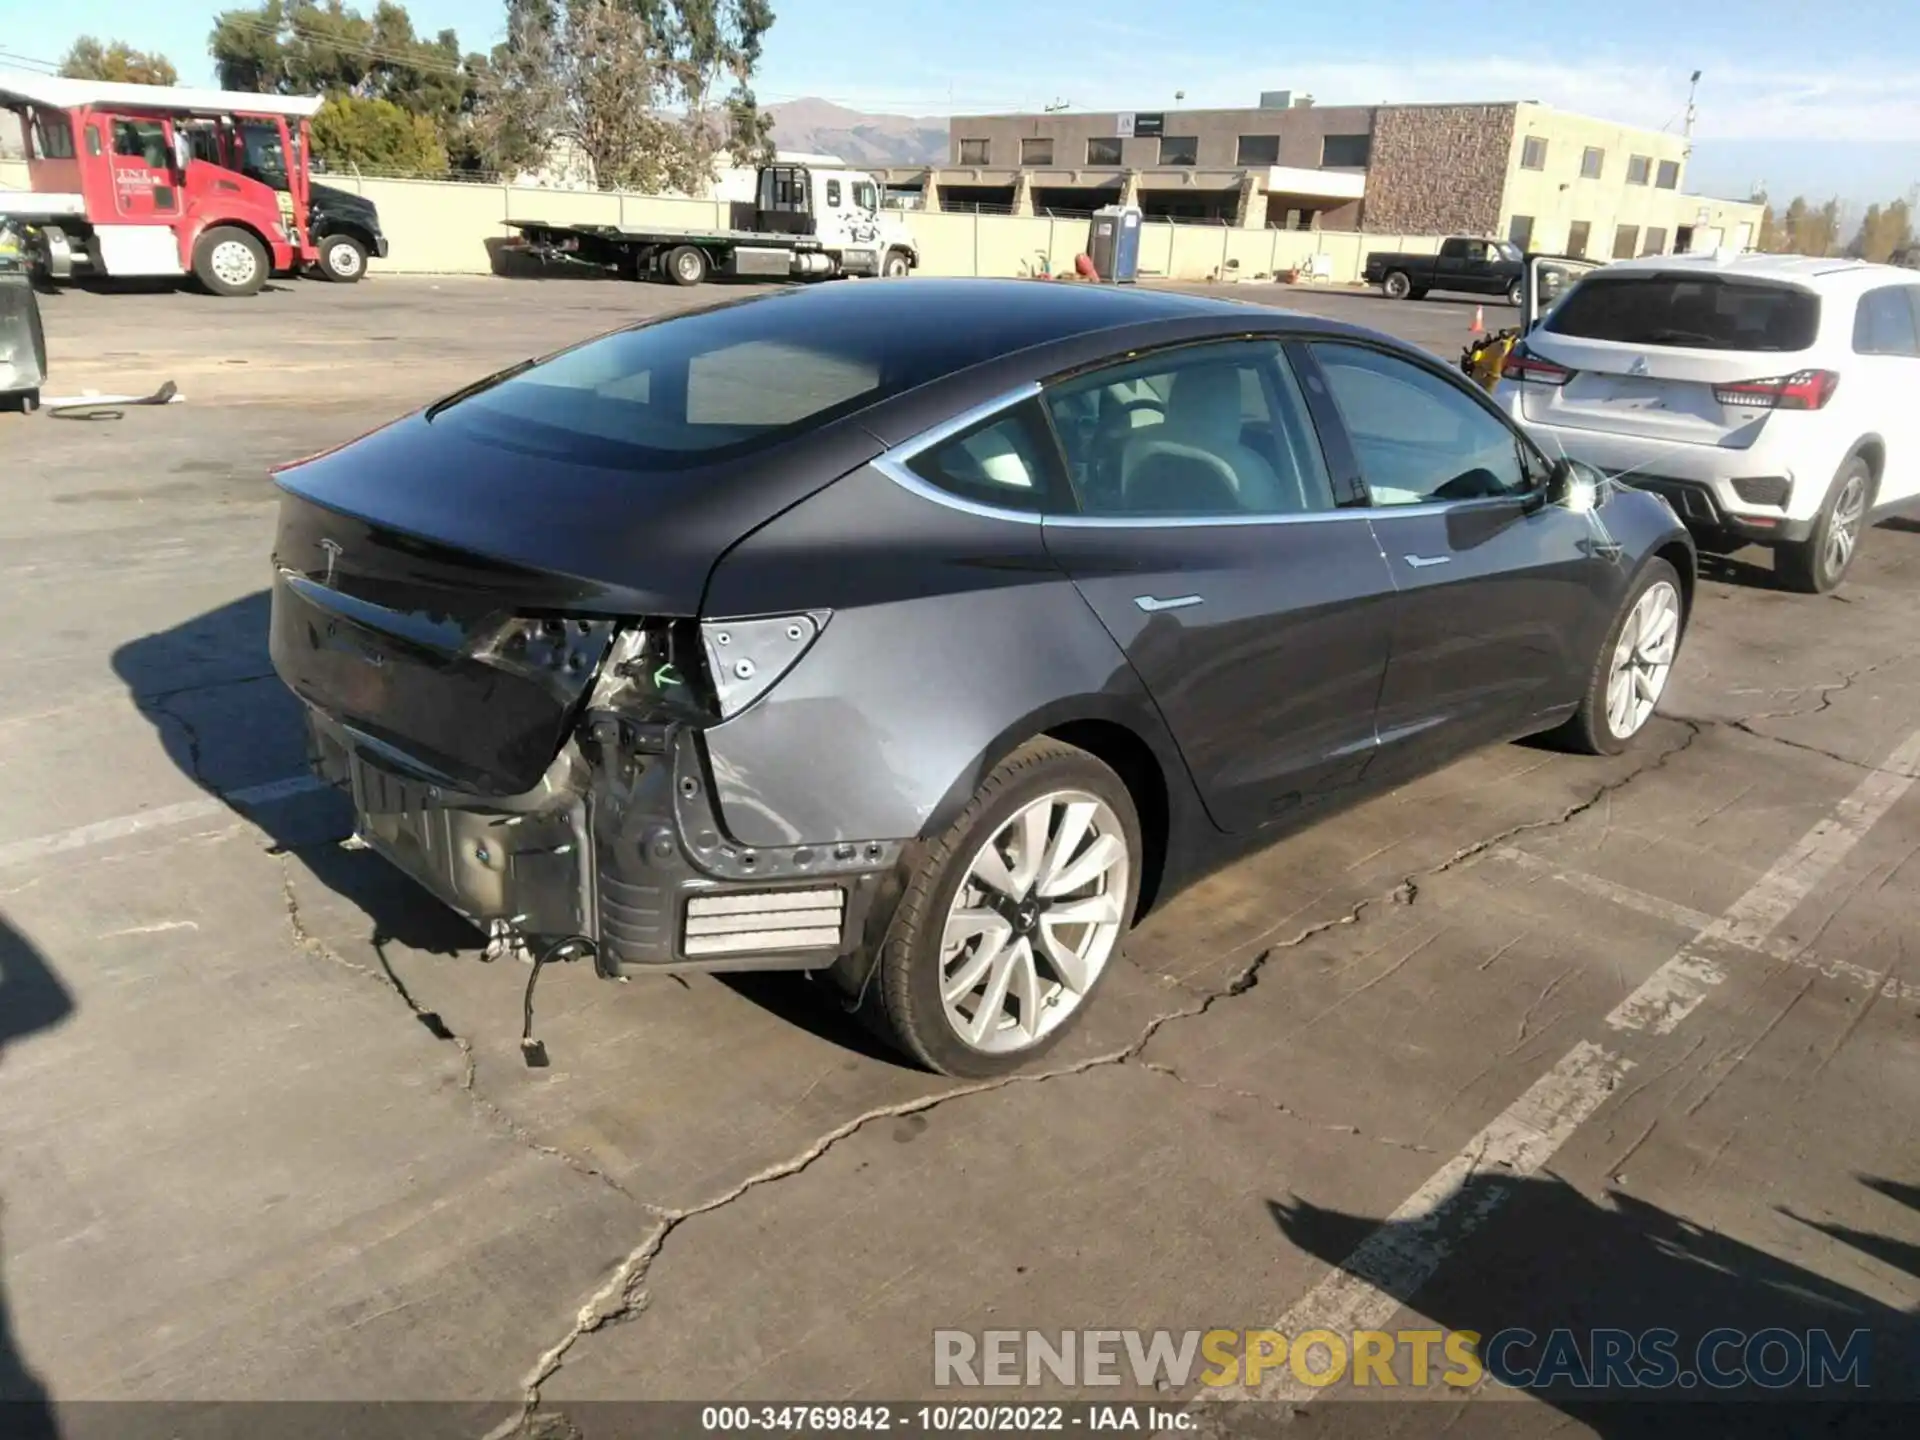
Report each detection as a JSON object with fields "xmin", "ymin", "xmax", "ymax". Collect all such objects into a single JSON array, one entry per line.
[
  {"xmin": 193, "ymin": 226, "xmax": 268, "ymax": 297},
  {"xmin": 1546, "ymin": 558, "xmax": 1684, "ymax": 756},
  {"xmin": 863, "ymin": 739, "xmax": 1140, "ymax": 1077},
  {"xmin": 319, "ymin": 234, "xmax": 367, "ymax": 283},
  {"xmin": 1506, "ymin": 280, "xmax": 1525, "ymax": 306},
  {"xmin": 1382, "ymin": 270, "xmax": 1412, "ymax": 300},
  {"xmin": 664, "ymin": 244, "xmax": 708, "ymax": 286},
  {"xmin": 1777, "ymin": 456, "xmax": 1872, "ymax": 594}
]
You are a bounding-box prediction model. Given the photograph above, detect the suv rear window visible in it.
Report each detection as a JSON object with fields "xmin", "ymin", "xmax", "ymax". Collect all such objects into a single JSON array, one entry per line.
[{"xmin": 1544, "ymin": 276, "xmax": 1820, "ymax": 352}]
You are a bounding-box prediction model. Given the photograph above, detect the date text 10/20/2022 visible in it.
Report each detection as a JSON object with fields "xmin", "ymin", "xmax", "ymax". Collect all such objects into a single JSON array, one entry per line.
[{"xmin": 700, "ymin": 1405, "xmax": 1194, "ymax": 1431}]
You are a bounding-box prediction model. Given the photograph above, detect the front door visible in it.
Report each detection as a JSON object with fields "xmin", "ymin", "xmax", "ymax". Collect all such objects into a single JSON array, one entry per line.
[
  {"xmin": 108, "ymin": 117, "xmax": 181, "ymax": 221},
  {"xmin": 1303, "ymin": 339, "xmax": 1610, "ymax": 778},
  {"xmin": 1039, "ymin": 338, "xmax": 1396, "ymax": 833}
]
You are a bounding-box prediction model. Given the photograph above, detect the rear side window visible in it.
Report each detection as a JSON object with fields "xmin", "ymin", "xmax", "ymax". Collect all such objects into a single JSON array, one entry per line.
[
  {"xmin": 1853, "ymin": 286, "xmax": 1920, "ymax": 357},
  {"xmin": 1545, "ymin": 276, "xmax": 1820, "ymax": 352},
  {"xmin": 904, "ymin": 401, "xmax": 1062, "ymax": 513}
]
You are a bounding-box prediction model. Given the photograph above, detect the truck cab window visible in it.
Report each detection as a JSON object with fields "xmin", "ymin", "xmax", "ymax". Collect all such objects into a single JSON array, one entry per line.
[
  {"xmin": 113, "ymin": 120, "xmax": 170, "ymax": 168},
  {"xmin": 853, "ymin": 181, "xmax": 878, "ymax": 212},
  {"xmin": 29, "ymin": 111, "xmax": 76, "ymax": 160},
  {"xmin": 826, "ymin": 179, "xmax": 842, "ymax": 207}
]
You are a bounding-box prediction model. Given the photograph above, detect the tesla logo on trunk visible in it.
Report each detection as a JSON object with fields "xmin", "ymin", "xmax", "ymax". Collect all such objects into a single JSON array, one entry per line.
[
  {"xmin": 318, "ymin": 538, "xmax": 343, "ymax": 587},
  {"xmin": 1628, "ymin": 356, "xmax": 1650, "ymax": 376}
]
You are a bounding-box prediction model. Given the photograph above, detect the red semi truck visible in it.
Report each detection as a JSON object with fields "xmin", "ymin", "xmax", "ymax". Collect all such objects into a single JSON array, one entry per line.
[{"xmin": 0, "ymin": 70, "xmax": 347, "ymax": 297}]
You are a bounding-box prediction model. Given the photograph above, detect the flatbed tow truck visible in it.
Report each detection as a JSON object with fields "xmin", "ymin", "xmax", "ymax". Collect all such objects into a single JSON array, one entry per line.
[{"xmin": 506, "ymin": 157, "xmax": 919, "ymax": 285}]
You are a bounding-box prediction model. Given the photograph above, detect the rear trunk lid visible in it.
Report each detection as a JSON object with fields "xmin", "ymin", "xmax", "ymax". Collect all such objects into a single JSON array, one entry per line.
[{"xmin": 1518, "ymin": 271, "xmax": 1822, "ymax": 451}]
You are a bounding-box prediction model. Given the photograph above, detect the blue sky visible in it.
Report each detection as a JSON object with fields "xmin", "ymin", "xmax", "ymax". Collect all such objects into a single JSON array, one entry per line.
[{"xmin": 3, "ymin": 0, "xmax": 1916, "ymax": 205}]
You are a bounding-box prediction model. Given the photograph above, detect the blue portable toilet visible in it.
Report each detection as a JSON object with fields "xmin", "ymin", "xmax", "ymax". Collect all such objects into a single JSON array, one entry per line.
[{"xmin": 1087, "ymin": 205, "xmax": 1143, "ymax": 284}]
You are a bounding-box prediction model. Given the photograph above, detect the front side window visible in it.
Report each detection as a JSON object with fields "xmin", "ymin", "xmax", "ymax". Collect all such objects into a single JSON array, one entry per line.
[
  {"xmin": 1310, "ymin": 343, "xmax": 1530, "ymax": 506},
  {"xmin": 852, "ymin": 180, "xmax": 877, "ymax": 211},
  {"xmin": 29, "ymin": 110, "xmax": 76, "ymax": 160},
  {"xmin": 1853, "ymin": 286, "xmax": 1920, "ymax": 356},
  {"xmin": 112, "ymin": 119, "xmax": 169, "ymax": 167},
  {"xmin": 906, "ymin": 402, "xmax": 1061, "ymax": 512},
  {"xmin": 1044, "ymin": 342, "xmax": 1335, "ymax": 518},
  {"xmin": 1158, "ymin": 135, "xmax": 1198, "ymax": 165}
]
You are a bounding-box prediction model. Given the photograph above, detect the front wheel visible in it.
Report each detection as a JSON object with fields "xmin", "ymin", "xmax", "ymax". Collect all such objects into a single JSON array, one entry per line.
[
  {"xmin": 1382, "ymin": 270, "xmax": 1412, "ymax": 300},
  {"xmin": 1547, "ymin": 558, "xmax": 1685, "ymax": 756},
  {"xmin": 192, "ymin": 226, "xmax": 268, "ymax": 297},
  {"xmin": 1506, "ymin": 280, "xmax": 1525, "ymax": 306},
  {"xmin": 863, "ymin": 739, "xmax": 1141, "ymax": 1077},
  {"xmin": 319, "ymin": 234, "xmax": 367, "ymax": 282},
  {"xmin": 881, "ymin": 248, "xmax": 912, "ymax": 278},
  {"xmin": 1777, "ymin": 456, "xmax": 1872, "ymax": 594}
]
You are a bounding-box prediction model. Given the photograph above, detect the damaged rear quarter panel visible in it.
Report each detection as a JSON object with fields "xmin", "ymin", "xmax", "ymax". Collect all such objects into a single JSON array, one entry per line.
[{"xmin": 698, "ymin": 463, "xmax": 1167, "ymax": 849}]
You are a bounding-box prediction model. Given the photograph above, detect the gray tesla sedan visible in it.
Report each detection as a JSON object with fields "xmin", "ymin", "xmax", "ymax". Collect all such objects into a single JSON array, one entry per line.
[{"xmin": 268, "ymin": 279, "xmax": 1695, "ymax": 1075}]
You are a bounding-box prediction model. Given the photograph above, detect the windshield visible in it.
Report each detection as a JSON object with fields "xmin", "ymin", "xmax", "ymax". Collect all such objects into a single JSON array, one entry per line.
[{"xmin": 1544, "ymin": 275, "xmax": 1821, "ymax": 352}]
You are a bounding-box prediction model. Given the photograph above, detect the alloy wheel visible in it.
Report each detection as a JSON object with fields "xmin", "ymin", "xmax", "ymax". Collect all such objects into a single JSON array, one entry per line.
[
  {"xmin": 1824, "ymin": 473, "xmax": 1867, "ymax": 580},
  {"xmin": 1606, "ymin": 580, "xmax": 1681, "ymax": 739},
  {"xmin": 210, "ymin": 240, "xmax": 258, "ymax": 289},
  {"xmin": 938, "ymin": 789, "xmax": 1130, "ymax": 1054}
]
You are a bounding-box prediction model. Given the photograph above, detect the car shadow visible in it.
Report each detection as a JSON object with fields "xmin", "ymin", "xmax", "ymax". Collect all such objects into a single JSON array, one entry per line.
[
  {"xmin": 0, "ymin": 916, "xmax": 71, "ymax": 1438},
  {"xmin": 1261, "ymin": 1170, "xmax": 1918, "ymax": 1433},
  {"xmin": 110, "ymin": 591, "xmax": 479, "ymax": 960}
]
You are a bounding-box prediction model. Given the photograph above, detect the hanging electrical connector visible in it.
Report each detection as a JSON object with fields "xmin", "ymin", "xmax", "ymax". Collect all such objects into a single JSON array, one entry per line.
[{"xmin": 519, "ymin": 935, "xmax": 595, "ymax": 1068}]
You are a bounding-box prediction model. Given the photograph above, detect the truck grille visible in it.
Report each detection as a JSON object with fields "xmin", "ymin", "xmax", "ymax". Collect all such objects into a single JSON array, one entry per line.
[{"xmin": 682, "ymin": 889, "xmax": 845, "ymax": 958}]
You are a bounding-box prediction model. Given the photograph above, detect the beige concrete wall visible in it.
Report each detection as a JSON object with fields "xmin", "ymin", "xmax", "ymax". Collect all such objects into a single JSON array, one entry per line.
[
  {"xmin": 0, "ymin": 158, "xmax": 28, "ymax": 190},
  {"xmin": 1498, "ymin": 104, "xmax": 1763, "ymax": 256}
]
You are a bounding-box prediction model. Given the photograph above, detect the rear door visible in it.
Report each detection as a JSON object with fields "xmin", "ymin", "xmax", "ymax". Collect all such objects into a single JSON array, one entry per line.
[
  {"xmin": 1852, "ymin": 284, "xmax": 1920, "ymax": 505},
  {"xmin": 1038, "ymin": 338, "xmax": 1396, "ymax": 833},
  {"xmin": 1303, "ymin": 339, "xmax": 1612, "ymax": 776},
  {"xmin": 1517, "ymin": 270, "xmax": 1824, "ymax": 454}
]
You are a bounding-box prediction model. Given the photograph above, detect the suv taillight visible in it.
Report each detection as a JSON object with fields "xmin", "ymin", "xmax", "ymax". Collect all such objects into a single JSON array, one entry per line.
[
  {"xmin": 1501, "ymin": 348, "xmax": 1572, "ymax": 385},
  {"xmin": 1712, "ymin": 369, "xmax": 1839, "ymax": 411}
]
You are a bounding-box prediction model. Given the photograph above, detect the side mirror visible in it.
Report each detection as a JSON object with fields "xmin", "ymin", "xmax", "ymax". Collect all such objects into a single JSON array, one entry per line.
[{"xmin": 1542, "ymin": 458, "xmax": 1601, "ymax": 513}]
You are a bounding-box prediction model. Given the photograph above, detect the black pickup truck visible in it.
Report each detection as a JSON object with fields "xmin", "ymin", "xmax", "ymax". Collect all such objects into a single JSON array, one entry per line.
[{"xmin": 1363, "ymin": 235, "xmax": 1526, "ymax": 304}]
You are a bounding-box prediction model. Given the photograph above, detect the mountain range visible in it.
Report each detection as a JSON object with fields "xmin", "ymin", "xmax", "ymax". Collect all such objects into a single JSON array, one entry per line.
[{"xmin": 766, "ymin": 98, "xmax": 949, "ymax": 166}]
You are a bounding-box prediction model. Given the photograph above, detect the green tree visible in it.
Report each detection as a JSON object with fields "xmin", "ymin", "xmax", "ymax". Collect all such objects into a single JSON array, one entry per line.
[
  {"xmin": 60, "ymin": 36, "xmax": 180, "ymax": 85},
  {"xmin": 474, "ymin": 0, "xmax": 775, "ymax": 189},
  {"xmin": 310, "ymin": 92, "xmax": 449, "ymax": 172}
]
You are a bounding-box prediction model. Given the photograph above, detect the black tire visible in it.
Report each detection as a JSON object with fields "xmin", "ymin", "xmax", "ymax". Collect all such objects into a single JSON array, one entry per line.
[
  {"xmin": 1544, "ymin": 558, "xmax": 1685, "ymax": 757},
  {"xmin": 1776, "ymin": 455, "xmax": 1873, "ymax": 594},
  {"xmin": 1382, "ymin": 270, "xmax": 1412, "ymax": 300},
  {"xmin": 664, "ymin": 244, "xmax": 708, "ymax": 286},
  {"xmin": 1408, "ymin": 287, "xmax": 1429, "ymax": 300},
  {"xmin": 862, "ymin": 738, "xmax": 1142, "ymax": 1077},
  {"xmin": 1506, "ymin": 280, "xmax": 1525, "ymax": 306},
  {"xmin": 192, "ymin": 225, "xmax": 269, "ymax": 297},
  {"xmin": 319, "ymin": 234, "xmax": 368, "ymax": 283},
  {"xmin": 881, "ymin": 248, "xmax": 912, "ymax": 279}
]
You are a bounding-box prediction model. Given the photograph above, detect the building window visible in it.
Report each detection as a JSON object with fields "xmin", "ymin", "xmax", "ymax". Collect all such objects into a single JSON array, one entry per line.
[
  {"xmin": 1508, "ymin": 215, "xmax": 1535, "ymax": 250},
  {"xmin": 1613, "ymin": 224, "xmax": 1640, "ymax": 259},
  {"xmin": 1580, "ymin": 146, "xmax": 1604, "ymax": 179},
  {"xmin": 958, "ymin": 138, "xmax": 990, "ymax": 164},
  {"xmin": 1321, "ymin": 133, "xmax": 1370, "ymax": 167},
  {"xmin": 1520, "ymin": 136, "xmax": 1548, "ymax": 170},
  {"xmin": 1643, "ymin": 226, "xmax": 1669, "ymax": 256},
  {"xmin": 1158, "ymin": 135, "xmax": 1198, "ymax": 165},
  {"xmin": 1626, "ymin": 154, "xmax": 1651, "ymax": 185},
  {"xmin": 1656, "ymin": 159, "xmax": 1680, "ymax": 190},
  {"xmin": 1086, "ymin": 136, "xmax": 1122, "ymax": 165},
  {"xmin": 1567, "ymin": 220, "xmax": 1591, "ymax": 258},
  {"xmin": 1020, "ymin": 137, "xmax": 1053, "ymax": 166},
  {"xmin": 1236, "ymin": 133, "xmax": 1280, "ymax": 166}
]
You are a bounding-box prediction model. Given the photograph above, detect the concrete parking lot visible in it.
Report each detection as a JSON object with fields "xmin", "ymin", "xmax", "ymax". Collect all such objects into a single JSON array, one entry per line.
[{"xmin": 2, "ymin": 274, "xmax": 1917, "ymax": 1437}]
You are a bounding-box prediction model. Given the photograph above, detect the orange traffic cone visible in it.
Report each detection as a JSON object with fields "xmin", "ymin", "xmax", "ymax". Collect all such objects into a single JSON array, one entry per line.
[{"xmin": 1470, "ymin": 305, "xmax": 1485, "ymax": 335}]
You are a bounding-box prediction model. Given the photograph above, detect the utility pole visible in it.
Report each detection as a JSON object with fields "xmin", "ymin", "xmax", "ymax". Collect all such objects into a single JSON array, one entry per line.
[{"xmin": 1682, "ymin": 69, "xmax": 1701, "ymax": 159}]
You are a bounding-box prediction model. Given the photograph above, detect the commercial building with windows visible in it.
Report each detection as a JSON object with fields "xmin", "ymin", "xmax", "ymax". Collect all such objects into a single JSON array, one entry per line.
[{"xmin": 880, "ymin": 96, "xmax": 1761, "ymax": 256}]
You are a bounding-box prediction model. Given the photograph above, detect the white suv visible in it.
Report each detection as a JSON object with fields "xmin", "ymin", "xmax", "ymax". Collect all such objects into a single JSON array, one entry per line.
[{"xmin": 1494, "ymin": 253, "xmax": 1920, "ymax": 592}]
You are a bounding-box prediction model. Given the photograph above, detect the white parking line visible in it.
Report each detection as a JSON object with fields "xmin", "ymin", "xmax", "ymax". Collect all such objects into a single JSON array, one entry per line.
[
  {"xmin": 1209, "ymin": 723, "xmax": 1920, "ymax": 1406},
  {"xmin": 0, "ymin": 774, "xmax": 326, "ymax": 871}
]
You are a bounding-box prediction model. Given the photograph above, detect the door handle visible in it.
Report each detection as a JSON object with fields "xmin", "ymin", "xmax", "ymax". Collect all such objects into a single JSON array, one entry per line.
[
  {"xmin": 1402, "ymin": 554, "xmax": 1452, "ymax": 569},
  {"xmin": 1134, "ymin": 594, "xmax": 1204, "ymax": 613}
]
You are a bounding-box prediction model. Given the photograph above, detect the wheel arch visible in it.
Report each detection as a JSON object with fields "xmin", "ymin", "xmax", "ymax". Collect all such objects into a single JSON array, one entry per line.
[
  {"xmin": 318, "ymin": 219, "xmax": 377, "ymax": 252},
  {"xmin": 1847, "ymin": 434, "xmax": 1886, "ymax": 501},
  {"xmin": 185, "ymin": 217, "xmax": 277, "ymax": 273}
]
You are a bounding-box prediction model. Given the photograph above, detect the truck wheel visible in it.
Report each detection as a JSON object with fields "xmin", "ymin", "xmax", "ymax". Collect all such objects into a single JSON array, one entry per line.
[
  {"xmin": 1382, "ymin": 270, "xmax": 1412, "ymax": 300},
  {"xmin": 320, "ymin": 235, "xmax": 367, "ymax": 283},
  {"xmin": 664, "ymin": 245, "xmax": 708, "ymax": 286},
  {"xmin": 193, "ymin": 227, "xmax": 268, "ymax": 297},
  {"xmin": 1506, "ymin": 280, "xmax": 1525, "ymax": 306},
  {"xmin": 881, "ymin": 248, "xmax": 912, "ymax": 279}
]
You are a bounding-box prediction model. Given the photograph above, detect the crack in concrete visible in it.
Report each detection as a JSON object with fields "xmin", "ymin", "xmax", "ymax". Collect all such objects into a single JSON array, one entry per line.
[
  {"xmin": 495, "ymin": 719, "xmax": 1708, "ymax": 1431},
  {"xmin": 142, "ymin": 692, "xmax": 208, "ymax": 786},
  {"xmin": 1134, "ymin": 1059, "xmax": 1440, "ymax": 1155},
  {"xmin": 276, "ymin": 853, "xmax": 651, "ymax": 1209}
]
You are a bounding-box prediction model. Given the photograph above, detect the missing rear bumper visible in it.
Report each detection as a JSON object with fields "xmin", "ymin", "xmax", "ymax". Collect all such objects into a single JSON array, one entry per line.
[{"xmin": 306, "ymin": 709, "xmax": 901, "ymax": 978}]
